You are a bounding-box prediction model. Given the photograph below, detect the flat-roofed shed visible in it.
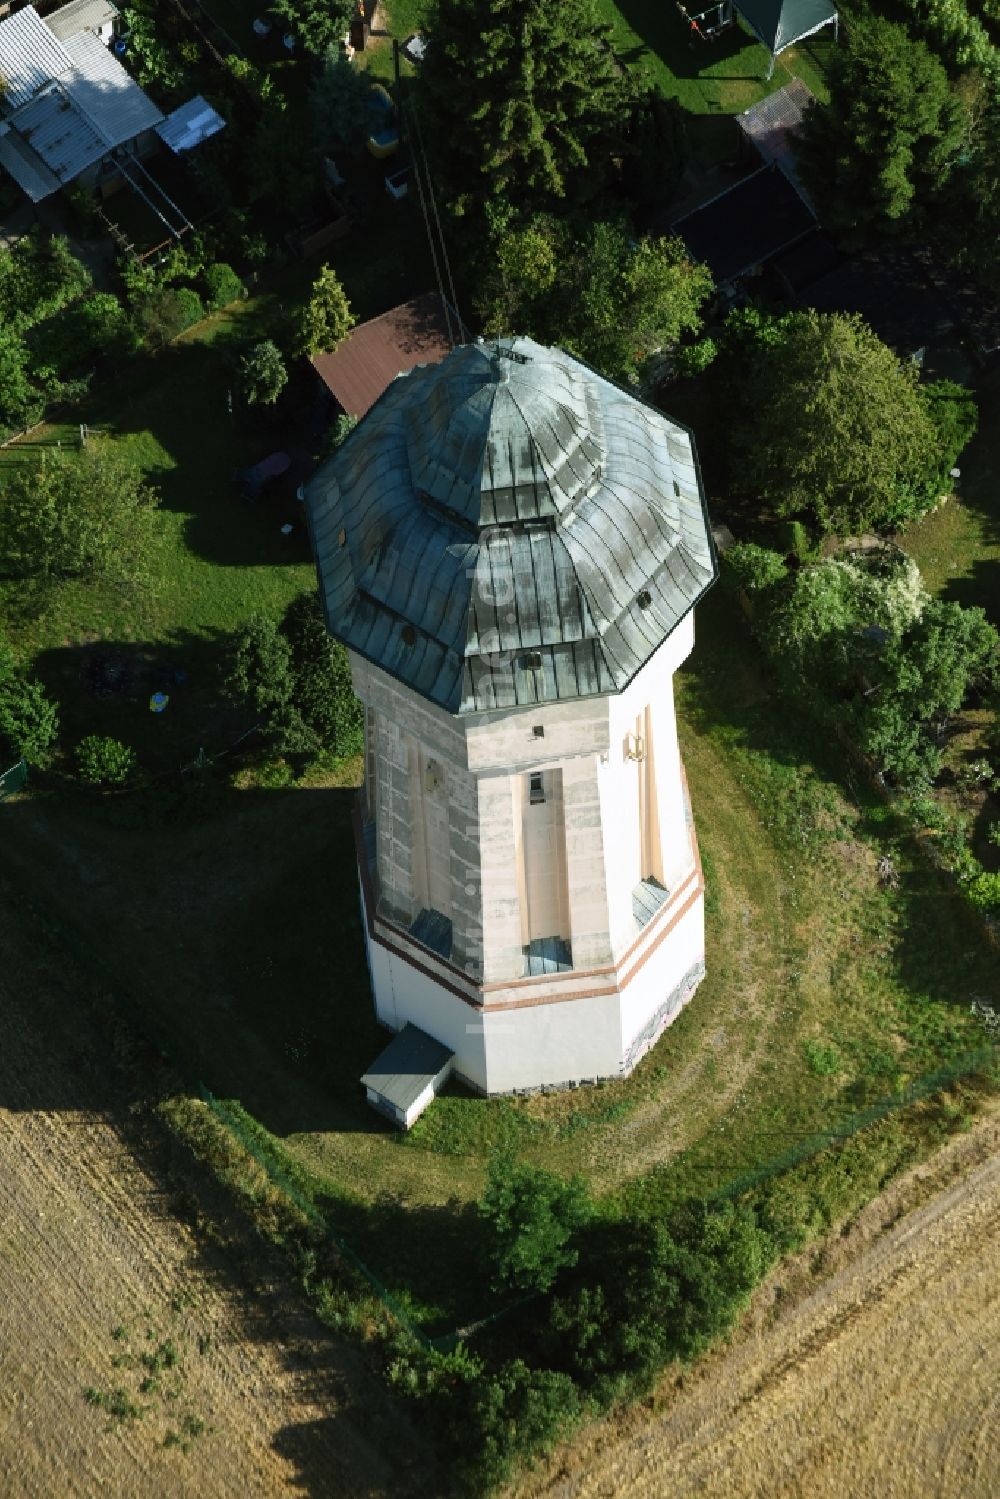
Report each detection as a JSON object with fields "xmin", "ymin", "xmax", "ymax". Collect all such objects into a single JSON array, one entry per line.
[{"xmin": 360, "ymin": 1023, "xmax": 454, "ymax": 1129}]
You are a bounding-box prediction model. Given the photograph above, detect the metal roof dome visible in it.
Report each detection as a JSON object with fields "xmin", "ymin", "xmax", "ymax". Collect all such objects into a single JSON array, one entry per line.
[{"xmin": 305, "ymin": 336, "xmax": 717, "ymax": 715}]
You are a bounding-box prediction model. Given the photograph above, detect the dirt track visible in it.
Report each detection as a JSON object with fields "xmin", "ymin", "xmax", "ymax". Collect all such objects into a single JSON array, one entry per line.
[
  {"xmin": 0, "ymin": 894, "xmax": 409, "ymax": 1499},
  {"xmin": 521, "ymin": 1116, "xmax": 1000, "ymax": 1499}
]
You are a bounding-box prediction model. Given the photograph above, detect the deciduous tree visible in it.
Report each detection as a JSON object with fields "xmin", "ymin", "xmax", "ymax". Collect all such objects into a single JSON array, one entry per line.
[
  {"xmin": 720, "ymin": 309, "xmax": 945, "ymax": 534},
  {"xmin": 479, "ymin": 1155, "xmax": 592, "ymax": 1294},
  {"xmin": 480, "ymin": 216, "xmax": 712, "ymax": 384},
  {"xmin": 0, "ymin": 442, "xmax": 159, "ymax": 590}
]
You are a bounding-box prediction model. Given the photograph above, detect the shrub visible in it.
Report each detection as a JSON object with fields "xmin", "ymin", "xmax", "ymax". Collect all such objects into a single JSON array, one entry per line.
[
  {"xmin": 0, "ymin": 640, "xmax": 59, "ymax": 765},
  {"xmin": 281, "ymin": 590, "xmax": 363, "ymax": 758},
  {"xmin": 965, "ymin": 870, "xmax": 1000, "ymax": 909},
  {"xmin": 479, "ymin": 1154, "xmax": 592, "ymax": 1294},
  {"xmin": 76, "ymin": 735, "xmax": 137, "ymax": 786},
  {"xmin": 133, "ymin": 286, "xmax": 205, "ymax": 346},
  {"xmin": 723, "ymin": 542, "xmax": 787, "ymax": 596},
  {"xmin": 920, "ymin": 378, "xmax": 978, "ymax": 491},
  {"xmin": 203, "ymin": 262, "xmax": 244, "ymax": 311},
  {"xmin": 238, "ymin": 339, "xmax": 287, "ymax": 408},
  {"xmin": 28, "ymin": 292, "xmax": 138, "ymax": 377}
]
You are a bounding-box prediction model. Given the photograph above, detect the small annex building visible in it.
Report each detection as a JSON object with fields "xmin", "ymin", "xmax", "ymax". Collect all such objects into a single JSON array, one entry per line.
[
  {"xmin": 361, "ymin": 1023, "xmax": 454, "ymax": 1129},
  {"xmin": 306, "ymin": 336, "xmax": 717, "ymax": 1125}
]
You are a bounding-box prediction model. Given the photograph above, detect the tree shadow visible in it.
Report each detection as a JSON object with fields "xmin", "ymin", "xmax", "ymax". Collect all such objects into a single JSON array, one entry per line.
[{"xmin": 84, "ymin": 338, "xmax": 321, "ymax": 570}]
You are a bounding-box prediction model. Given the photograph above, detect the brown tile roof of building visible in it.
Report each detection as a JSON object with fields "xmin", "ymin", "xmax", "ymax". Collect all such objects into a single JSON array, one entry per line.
[{"xmin": 310, "ymin": 292, "xmax": 462, "ymax": 417}]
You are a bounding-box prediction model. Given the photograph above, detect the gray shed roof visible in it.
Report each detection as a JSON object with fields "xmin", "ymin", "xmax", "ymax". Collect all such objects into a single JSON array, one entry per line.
[
  {"xmin": 361, "ymin": 1024, "xmax": 454, "ymax": 1113},
  {"xmin": 0, "ymin": 5, "xmax": 73, "ymax": 111},
  {"xmin": 306, "ymin": 337, "xmax": 717, "ymax": 715},
  {"xmin": 45, "ymin": 0, "xmax": 119, "ymax": 43},
  {"xmin": 156, "ymin": 94, "xmax": 225, "ymax": 153}
]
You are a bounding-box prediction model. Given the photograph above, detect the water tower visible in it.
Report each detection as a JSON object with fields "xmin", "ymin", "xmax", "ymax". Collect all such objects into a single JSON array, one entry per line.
[{"xmin": 305, "ymin": 337, "xmax": 716, "ymax": 1122}]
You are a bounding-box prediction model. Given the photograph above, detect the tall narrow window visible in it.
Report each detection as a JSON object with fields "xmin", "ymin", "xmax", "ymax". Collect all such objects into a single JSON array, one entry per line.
[
  {"xmin": 408, "ymin": 738, "xmax": 452, "ymax": 921},
  {"xmin": 519, "ymin": 769, "xmax": 570, "ymax": 950},
  {"xmin": 638, "ymin": 707, "xmax": 663, "ymax": 883}
]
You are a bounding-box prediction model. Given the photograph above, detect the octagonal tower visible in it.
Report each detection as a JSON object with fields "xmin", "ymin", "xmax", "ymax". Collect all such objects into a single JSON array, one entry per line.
[{"xmin": 305, "ymin": 336, "xmax": 717, "ymax": 1106}]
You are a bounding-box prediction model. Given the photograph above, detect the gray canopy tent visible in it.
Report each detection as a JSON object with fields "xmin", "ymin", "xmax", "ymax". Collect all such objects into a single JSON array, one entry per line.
[{"xmin": 677, "ymin": 0, "xmax": 837, "ymax": 76}]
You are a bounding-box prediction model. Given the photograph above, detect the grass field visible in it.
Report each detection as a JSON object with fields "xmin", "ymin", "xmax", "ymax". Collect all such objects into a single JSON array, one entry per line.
[{"xmin": 4, "ymin": 587, "xmax": 995, "ymax": 1336}]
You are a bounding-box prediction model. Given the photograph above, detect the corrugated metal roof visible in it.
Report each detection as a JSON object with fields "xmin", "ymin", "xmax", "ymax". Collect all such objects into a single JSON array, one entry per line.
[
  {"xmin": 0, "ymin": 7, "xmax": 160, "ymax": 200},
  {"xmin": 6, "ymin": 79, "xmax": 105, "ymax": 182},
  {"xmin": 61, "ymin": 28, "xmax": 163, "ymax": 143},
  {"xmin": 45, "ymin": 0, "xmax": 118, "ymax": 43},
  {"xmin": 361, "ymin": 1023, "xmax": 454, "ymax": 1113},
  {"xmin": 0, "ymin": 5, "xmax": 73, "ymax": 110},
  {"xmin": 156, "ymin": 94, "xmax": 225, "ymax": 152},
  {"xmin": 0, "ymin": 117, "xmax": 60, "ymax": 199},
  {"xmin": 306, "ymin": 337, "xmax": 718, "ymax": 715},
  {"xmin": 311, "ymin": 293, "xmax": 462, "ymax": 417}
]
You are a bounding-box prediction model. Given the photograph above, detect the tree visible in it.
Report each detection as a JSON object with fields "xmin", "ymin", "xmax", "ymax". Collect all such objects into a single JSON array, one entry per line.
[
  {"xmin": 0, "ymin": 639, "xmax": 58, "ymax": 765},
  {"xmin": 270, "ymin": 0, "xmax": 354, "ymax": 57},
  {"xmin": 296, "ymin": 265, "xmax": 355, "ymax": 357},
  {"xmin": 795, "ymin": 14, "xmax": 969, "ymax": 239},
  {"xmin": 238, "ymin": 339, "xmax": 288, "ymax": 407},
  {"xmin": 281, "ymin": 590, "xmax": 363, "ymax": 758},
  {"xmin": 417, "ymin": 0, "xmax": 628, "ymax": 228},
  {"xmin": 479, "ymin": 216, "xmax": 713, "ymax": 384},
  {"xmin": 0, "ymin": 442, "xmax": 159, "ymax": 590},
  {"xmin": 721, "ymin": 309, "xmax": 942, "ymax": 535},
  {"xmin": 309, "ymin": 47, "xmax": 378, "ymax": 158},
  {"xmin": 479, "ymin": 1155, "xmax": 592, "ymax": 1294}
]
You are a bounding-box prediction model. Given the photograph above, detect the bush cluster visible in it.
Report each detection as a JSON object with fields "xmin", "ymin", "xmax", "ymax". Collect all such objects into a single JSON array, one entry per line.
[{"xmin": 727, "ymin": 544, "xmax": 999, "ymax": 785}]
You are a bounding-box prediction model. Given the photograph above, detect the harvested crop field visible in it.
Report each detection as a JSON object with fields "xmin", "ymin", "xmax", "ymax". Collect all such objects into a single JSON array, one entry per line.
[
  {"xmin": 0, "ymin": 892, "xmax": 415, "ymax": 1499},
  {"xmin": 518, "ymin": 1110, "xmax": 1000, "ymax": 1499}
]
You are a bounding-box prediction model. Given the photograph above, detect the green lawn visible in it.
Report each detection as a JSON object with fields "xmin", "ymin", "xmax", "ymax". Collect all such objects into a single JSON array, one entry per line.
[{"xmin": 4, "ymin": 588, "xmax": 994, "ymax": 1334}]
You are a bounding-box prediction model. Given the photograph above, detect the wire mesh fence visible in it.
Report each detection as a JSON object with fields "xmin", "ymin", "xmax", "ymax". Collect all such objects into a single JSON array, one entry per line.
[
  {"xmin": 710, "ymin": 1043, "xmax": 1000, "ymax": 1203},
  {"xmin": 0, "ymin": 759, "xmax": 28, "ymax": 800}
]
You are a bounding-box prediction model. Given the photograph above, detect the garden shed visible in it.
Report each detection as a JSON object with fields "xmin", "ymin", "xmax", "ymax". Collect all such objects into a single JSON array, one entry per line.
[
  {"xmin": 360, "ymin": 1023, "xmax": 454, "ymax": 1129},
  {"xmin": 310, "ymin": 292, "xmax": 464, "ymax": 417}
]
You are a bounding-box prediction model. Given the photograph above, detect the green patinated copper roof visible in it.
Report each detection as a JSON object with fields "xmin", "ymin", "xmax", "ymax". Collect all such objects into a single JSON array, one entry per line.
[{"xmin": 305, "ymin": 336, "xmax": 716, "ymax": 715}]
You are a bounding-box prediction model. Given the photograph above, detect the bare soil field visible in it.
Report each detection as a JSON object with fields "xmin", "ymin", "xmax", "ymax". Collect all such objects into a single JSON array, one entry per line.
[
  {"xmin": 517, "ymin": 1109, "xmax": 1000, "ymax": 1499},
  {"xmin": 0, "ymin": 890, "xmax": 416, "ymax": 1499}
]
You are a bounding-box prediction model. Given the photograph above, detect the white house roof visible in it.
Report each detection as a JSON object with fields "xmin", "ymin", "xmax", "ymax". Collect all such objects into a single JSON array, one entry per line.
[
  {"xmin": 45, "ymin": 0, "xmax": 119, "ymax": 43},
  {"xmin": 61, "ymin": 28, "xmax": 163, "ymax": 142},
  {"xmin": 0, "ymin": 5, "xmax": 73, "ymax": 110},
  {"xmin": 156, "ymin": 94, "xmax": 225, "ymax": 153},
  {"xmin": 0, "ymin": 12, "xmax": 161, "ymax": 201},
  {"xmin": 306, "ymin": 337, "xmax": 717, "ymax": 715}
]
